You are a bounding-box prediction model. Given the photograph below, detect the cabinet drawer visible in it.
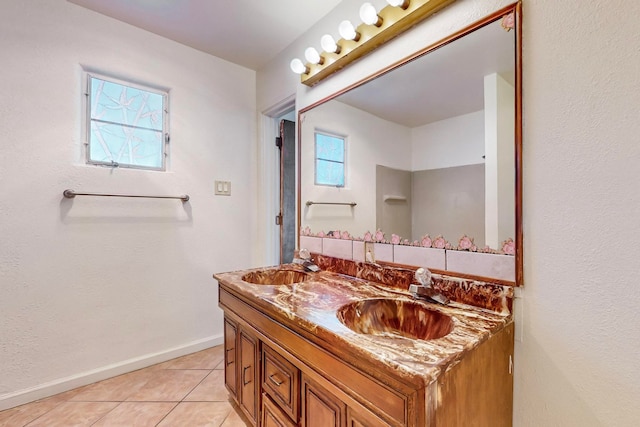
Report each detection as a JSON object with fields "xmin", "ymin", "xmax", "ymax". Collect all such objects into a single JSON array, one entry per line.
[
  {"xmin": 262, "ymin": 344, "xmax": 300, "ymax": 422},
  {"xmin": 262, "ymin": 393, "xmax": 297, "ymax": 427}
]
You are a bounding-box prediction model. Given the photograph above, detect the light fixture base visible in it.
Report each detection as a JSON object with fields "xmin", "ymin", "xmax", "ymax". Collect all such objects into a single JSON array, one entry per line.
[{"xmin": 300, "ymin": 0, "xmax": 456, "ymax": 86}]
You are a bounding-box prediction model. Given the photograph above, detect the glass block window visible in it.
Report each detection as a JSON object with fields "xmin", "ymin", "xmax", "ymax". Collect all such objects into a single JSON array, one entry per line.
[
  {"xmin": 85, "ymin": 72, "xmax": 168, "ymax": 170},
  {"xmin": 315, "ymin": 132, "xmax": 345, "ymax": 187}
]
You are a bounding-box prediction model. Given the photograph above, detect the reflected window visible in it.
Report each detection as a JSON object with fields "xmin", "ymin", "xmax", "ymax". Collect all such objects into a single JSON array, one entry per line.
[
  {"xmin": 315, "ymin": 131, "xmax": 345, "ymax": 187},
  {"xmin": 85, "ymin": 72, "xmax": 169, "ymax": 170}
]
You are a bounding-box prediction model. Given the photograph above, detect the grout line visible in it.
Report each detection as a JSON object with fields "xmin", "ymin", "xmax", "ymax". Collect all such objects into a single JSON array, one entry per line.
[
  {"xmin": 88, "ymin": 401, "xmax": 122, "ymax": 427},
  {"xmin": 153, "ymin": 401, "xmax": 179, "ymax": 427},
  {"xmin": 180, "ymin": 369, "xmax": 214, "ymax": 402},
  {"xmin": 6, "ymin": 348, "xmax": 233, "ymax": 426}
]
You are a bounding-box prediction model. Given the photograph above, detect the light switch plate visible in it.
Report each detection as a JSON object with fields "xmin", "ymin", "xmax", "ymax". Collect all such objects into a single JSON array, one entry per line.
[{"xmin": 215, "ymin": 180, "xmax": 231, "ymax": 196}]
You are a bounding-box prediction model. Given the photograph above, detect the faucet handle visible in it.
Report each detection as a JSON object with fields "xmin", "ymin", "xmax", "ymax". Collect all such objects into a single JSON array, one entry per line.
[
  {"xmin": 298, "ymin": 248, "xmax": 311, "ymax": 261},
  {"xmin": 414, "ymin": 267, "xmax": 432, "ymax": 286}
]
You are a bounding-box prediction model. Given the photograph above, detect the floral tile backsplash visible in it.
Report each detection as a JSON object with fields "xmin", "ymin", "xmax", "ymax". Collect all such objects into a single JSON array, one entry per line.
[{"xmin": 300, "ymin": 232, "xmax": 515, "ymax": 283}]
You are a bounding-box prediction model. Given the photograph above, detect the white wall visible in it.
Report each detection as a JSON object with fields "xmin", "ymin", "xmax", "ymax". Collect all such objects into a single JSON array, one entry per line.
[
  {"xmin": 258, "ymin": 0, "xmax": 640, "ymax": 425},
  {"xmin": 411, "ymin": 110, "xmax": 485, "ymax": 170},
  {"xmin": 517, "ymin": 1, "xmax": 640, "ymax": 425},
  {"xmin": 0, "ymin": 0, "xmax": 256, "ymax": 409},
  {"xmin": 300, "ymin": 100, "xmax": 411, "ymax": 237},
  {"xmin": 484, "ymin": 73, "xmax": 515, "ymax": 248}
]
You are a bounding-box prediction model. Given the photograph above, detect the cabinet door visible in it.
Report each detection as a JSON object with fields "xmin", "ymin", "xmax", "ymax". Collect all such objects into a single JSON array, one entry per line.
[
  {"xmin": 239, "ymin": 329, "xmax": 260, "ymax": 424},
  {"xmin": 223, "ymin": 318, "xmax": 238, "ymax": 398},
  {"xmin": 346, "ymin": 407, "xmax": 389, "ymax": 427},
  {"xmin": 263, "ymin": 393, "xmax": 297, "ymax": 427},
  {"xmin": 302, "ymin": 375, "xmax": 346, "ymax": 427}
]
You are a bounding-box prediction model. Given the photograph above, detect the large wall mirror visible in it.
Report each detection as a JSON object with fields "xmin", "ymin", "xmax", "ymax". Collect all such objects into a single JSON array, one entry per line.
[{"xmin": 297, "ymin": 4, "xmax": 522, "ymax": 285}]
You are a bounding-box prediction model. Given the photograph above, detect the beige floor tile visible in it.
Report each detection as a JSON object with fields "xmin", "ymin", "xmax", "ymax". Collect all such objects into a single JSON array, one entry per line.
[
  {"xmin": 220, "ymin": 406, "xmax": 251, "ymax": 427},
  {"xmin": 184, "ymin": 370, "xmax": 229, "ymax": 402},
  {"xmin": 48, "ymin": 386, "xmax": 88, "ymax": 402},
  {"xmin": 126, "ymin": 370, "xmax": 210, "ymax": 402},
  {"xmin": 92, "ymin": 402, "xmax": 177, "ymax": 427},
  {"xmin": 157, "ymin": 402, "xmax": 233, "ymax": 427},
  {"xmin": 24, "ymin": 401, "xmax": 118, "ymax": 427},
  {"xmin": 156, "ymin": 347, "xmax": 224, "ymax": 370},
  {"xmin": 70, "ymin": 369, "xmax": 154, "ymax": 402},
  {"xmin": 0, "ymin": 397, "xmax": 62, "ymax": 427},
  {"xmin": 1, "ymin": 346, "xmax": 242, "ymax": 427},
  {"xmin": 0, "ymin": 383, "xmax": 102, "ymax": 427}
]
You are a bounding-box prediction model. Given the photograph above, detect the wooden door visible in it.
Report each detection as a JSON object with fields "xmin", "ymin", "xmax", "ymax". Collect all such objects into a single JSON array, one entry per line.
[
  {"xmin": 223, "ymin": 318, "xmax": 237, "ymax": 398},
  {"xmin": 346, "ymin": 407, "xmax": 389, "ymax": 427},
  {"xmin": 239, "ymin": 330, "xmax": 260, "ymax": 424},
  {"xmin": 278, "ymin": 119, "xmax": 296, "ymax": 264},
  {"xmin": 302, "ymin": 375, "xmax": 346, "ymax": 427}
]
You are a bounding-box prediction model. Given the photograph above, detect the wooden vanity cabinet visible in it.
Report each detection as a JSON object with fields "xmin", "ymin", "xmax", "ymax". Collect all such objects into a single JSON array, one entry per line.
[
  {"xmin": 219, "ymin": 285, "xmax": 514, "ymax": 427},
  {"xmin": 224, "ymin": 316, "xmax": 260, "ymax": 426}
]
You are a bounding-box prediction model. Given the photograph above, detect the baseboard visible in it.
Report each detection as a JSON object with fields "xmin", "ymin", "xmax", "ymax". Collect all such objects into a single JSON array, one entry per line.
[{"xmin": 0, "ymin": 334, "xmax": 223, "ymax": 411}]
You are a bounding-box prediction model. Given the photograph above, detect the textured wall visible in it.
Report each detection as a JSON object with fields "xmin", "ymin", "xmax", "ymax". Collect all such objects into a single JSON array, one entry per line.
[
  {"xmin": 300, "ymin": 99, "xmax": 411, "ymax": 237},
  {"xmin": 516, "ymin": 0, "xmax": 640, "ymax": 425},
  {"xmin": 376, "ymin": 166, "xmax": 412, "ymax": 239},
  {"xmin": 0, "ymin": 0, "xmax": 256, "ymax": 409},
  {"xmin": 258, "ymin": 0, "xmax": 640, "ymax": 425},
  {"xmin": 411, "ymin": 111, "xmax": 485, "ymax": 170},
  {"xmin": 412, "ymin": 164, "xmax": 485, "ymax": 244}
]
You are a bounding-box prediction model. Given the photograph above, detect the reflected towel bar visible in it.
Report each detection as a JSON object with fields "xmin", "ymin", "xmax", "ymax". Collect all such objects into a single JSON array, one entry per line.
[
  {"xmin": 306, "ymin": 201, "xmax": 356, "ymax": 207},
  {"xmin": 63, "ymin": 189, "xmax": 190, "ymax": 202}
]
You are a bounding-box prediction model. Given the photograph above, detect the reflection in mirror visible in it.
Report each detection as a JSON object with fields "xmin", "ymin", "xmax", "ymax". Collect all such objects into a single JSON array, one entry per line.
[{"xmin": 300, "ymin": 12, "xmax": 517, "ymax": 255}]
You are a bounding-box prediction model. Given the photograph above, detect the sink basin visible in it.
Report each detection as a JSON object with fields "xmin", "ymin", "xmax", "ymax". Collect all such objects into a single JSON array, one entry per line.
[
  {"xmin": 241, "ymin": 268, "xmax": 310, "ymax": 285},
  {"xmin": 337, "ymin": 298, "xmax": 454, "ymax": 341}
]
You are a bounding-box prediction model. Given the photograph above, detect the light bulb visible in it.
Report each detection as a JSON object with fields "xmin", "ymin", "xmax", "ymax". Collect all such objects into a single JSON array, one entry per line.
[
  {"xmin": 290, "ymin": 58, "xmax": 308, "ymax": 75},
  {"xmin": 360, "ymin": 2, "xmax": 382, "ymax": 26},
  {"xmin": 304, "ymin": 47, "xmax": 322, "ymax": 65},
  {"xmin": 338, "ymin": 20, "xmax": 360, "ymax": 41},
  {"xmin": 321, "ymin": 34, "xmax": 341, "ymax": 54},
  {"xmin": 386, "ymin": 0, "xmax": 409, "ymax": 9}
]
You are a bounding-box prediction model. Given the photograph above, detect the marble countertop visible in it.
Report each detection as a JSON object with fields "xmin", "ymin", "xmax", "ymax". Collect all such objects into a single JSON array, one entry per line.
[{"xmin": 214, "ymin": 264, "xmax": 512, "ymax": 386}]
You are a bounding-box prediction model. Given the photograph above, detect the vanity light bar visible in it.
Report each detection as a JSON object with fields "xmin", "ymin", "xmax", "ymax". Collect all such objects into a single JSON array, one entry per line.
[{"xmin": 296, "ymin": 0, "xmax": 456, "ymax": 86}]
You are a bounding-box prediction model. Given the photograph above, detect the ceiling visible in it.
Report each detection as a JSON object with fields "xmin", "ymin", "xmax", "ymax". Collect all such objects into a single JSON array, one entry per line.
[
  {"xmin": 68, "ymin": 0, "xmax": 343, "ymax": 70},
  {"xmin": 336, "ymin": 18, "xmax": 516, "ymax": 127},
  {"xmin": 68, "ymin": 1, "xmax": 515, "ymax": 126}
]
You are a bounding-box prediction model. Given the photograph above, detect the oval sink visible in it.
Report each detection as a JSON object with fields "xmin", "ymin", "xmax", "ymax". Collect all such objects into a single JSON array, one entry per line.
[
  {"xmin": 241, "ymin": 268, "xmax": 310, "ymax": 285},
  {"xmin": 337, "ymin": 298, "xmax": 453, "ymax": 341}
]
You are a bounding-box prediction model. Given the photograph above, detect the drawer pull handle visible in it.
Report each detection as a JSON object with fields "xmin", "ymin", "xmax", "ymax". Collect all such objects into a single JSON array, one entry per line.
[
  {"xmin": 225, "ymin": 348, "xmax": 234, "ymax": 366},
  {"xmin": 269, "ymin": 374, "xmax": 284, "ymax": 386},
  {"xmin": 243, "ymin": 366, "xmax": 252, "ymax": 385}
]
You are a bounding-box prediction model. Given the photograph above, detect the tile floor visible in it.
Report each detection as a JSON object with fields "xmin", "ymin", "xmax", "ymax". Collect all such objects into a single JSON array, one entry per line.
[{"xmin": 0, "ymin": 345, "xmax": 251, "ymax": 427}]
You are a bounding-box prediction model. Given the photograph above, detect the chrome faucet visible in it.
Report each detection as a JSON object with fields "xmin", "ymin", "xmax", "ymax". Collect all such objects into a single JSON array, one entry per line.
[
  {"xmin": 408, "ymin": 268, "xmax": 449, "ymax": 305},
  {"xmin": 294, "ymin": 248, "xmax": 320, "ymax": 272}
]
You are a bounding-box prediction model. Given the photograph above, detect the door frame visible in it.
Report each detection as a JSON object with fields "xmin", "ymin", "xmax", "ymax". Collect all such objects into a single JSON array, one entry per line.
[{"xmin": 259, "ymin": 95, "xmax": 295, "ymax": 266}]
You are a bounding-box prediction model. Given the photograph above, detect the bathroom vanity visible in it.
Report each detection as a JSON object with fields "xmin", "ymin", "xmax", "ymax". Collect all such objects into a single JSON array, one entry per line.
[
  {"xmin": 214, "ymin": 258, "xmax": 514, "ymax": 427},
  {"xmin": 215, "ymin": 3, "xmax": 522, "ymax": 425}
]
